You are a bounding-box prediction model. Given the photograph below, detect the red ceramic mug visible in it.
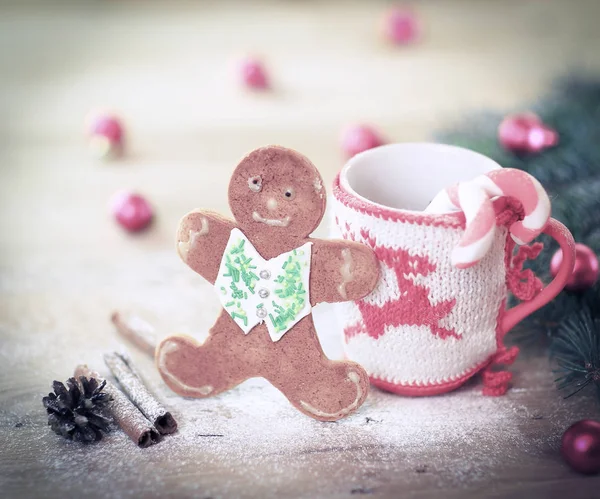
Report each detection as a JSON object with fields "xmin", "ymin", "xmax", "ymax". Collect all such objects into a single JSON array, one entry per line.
[{"xmin": 331, "ymin": 143, "xmax": 575, "ymax": 396}]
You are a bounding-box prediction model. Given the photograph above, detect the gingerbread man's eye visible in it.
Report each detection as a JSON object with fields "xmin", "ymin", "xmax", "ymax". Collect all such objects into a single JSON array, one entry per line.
[
  {"xmin": 248, "ymin": 176, "xmax": 262, "ymax": 192},
  {"xmin": 283, "ymin": 188, "xmax": 295, "ymax": 200}
]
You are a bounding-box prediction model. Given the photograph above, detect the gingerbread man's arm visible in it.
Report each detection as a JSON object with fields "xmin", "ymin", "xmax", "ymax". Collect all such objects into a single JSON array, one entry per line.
[
  {"xmin": 176, "ymin": 210, "xmax": 237, "ymax": 284},
  {"xmin": 310, "ymin": 240, "xmax": 379, "ymax": 305}
]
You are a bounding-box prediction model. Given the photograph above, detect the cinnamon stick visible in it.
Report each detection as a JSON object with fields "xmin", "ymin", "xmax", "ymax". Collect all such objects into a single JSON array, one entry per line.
[
  {"xmin": 104, "ymin": 352, "xmax": 177, "ymax": 435},
  {"xmin": 74, "ymin": 364, "xmax": 160, "ymax": 448},
  {"xmin": 111, "ymin": 311, "xmax": 156, "ymax": 357}
]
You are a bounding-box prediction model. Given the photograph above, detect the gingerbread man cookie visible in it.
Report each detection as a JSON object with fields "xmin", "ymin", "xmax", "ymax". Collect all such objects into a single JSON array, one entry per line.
[{"xmin": 156, "ymin": 146, "xmax": 379, "ymax": 421}]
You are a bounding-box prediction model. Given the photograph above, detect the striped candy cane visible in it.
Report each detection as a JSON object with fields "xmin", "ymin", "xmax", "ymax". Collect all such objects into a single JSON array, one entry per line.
[{"xmin": 425, "ymin": 169, "xmax": 551, "ymax": 269}]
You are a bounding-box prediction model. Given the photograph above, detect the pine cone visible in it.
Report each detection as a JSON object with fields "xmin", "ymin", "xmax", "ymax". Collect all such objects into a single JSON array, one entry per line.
[{"xmin": 43, "ymin": 376, "xmax": 112, "ymax": 443}]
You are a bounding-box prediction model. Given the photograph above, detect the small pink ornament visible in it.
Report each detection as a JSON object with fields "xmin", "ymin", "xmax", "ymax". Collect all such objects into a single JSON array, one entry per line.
[
  {"xmin": 561, "ymin": 420, "xmax": 600, "ymax": 475},
  {"xmin": 551, "ymin": 243, "xmax": 599, "ymax": 292},
  {"xmin": 111, "ymin": 191, "xmax": 153, "ymax": 232},
  {"xmin": 382, "ymin": 7, "xmax": 420, "ymax": 45},
  {"xmin": 86, "ymin": 111, "xmax": 124, "ymax": 160},
  {"xmin": 240, "ymin": 58, "xmax": 269, "ymax": 90},
  {"xmin": 498, "ymin": 113, "xmax": 558, "ymax": 154},
  {"xmin": 340, "ymin": 125, "xmax": 385, "ymax": 158}
]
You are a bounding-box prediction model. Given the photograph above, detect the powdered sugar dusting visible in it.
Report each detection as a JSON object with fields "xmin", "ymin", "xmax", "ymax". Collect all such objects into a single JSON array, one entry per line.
[
  {"xmin": 1, "ymin": 251, "xmax": 597, "ymax": 497},
  {"xmin": 3, "ymin": 362, "xmax": 582, "ymax": 498}
]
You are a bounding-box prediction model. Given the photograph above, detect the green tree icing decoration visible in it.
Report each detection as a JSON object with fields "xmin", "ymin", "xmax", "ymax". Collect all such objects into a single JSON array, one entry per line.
[
  {"xmin": 222, "ymin": 237, "xmax": 259, "ymax": 327},
  {"xmin": 269, "ymin": 249, "xmax": 308, "ymax": 333}
]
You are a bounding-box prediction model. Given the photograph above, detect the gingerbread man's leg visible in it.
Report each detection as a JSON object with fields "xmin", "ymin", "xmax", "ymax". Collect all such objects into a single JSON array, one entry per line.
[
  {"xmin": 264, "ymin": 315, "xmax": 369, "ymax": 422},
  {"xmin": 156, "ymin": 311, "xmax": 259, "ymax": 398}
]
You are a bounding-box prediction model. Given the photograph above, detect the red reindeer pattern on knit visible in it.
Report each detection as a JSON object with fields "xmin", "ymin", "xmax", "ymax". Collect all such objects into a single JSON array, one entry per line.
[
  {"xmin": 342, "ymin": 225, "xmax": 460, "ymax": 342},
  {"xmin": 336, "ymin": 199, "xmax": 546, "ymax": 397}
]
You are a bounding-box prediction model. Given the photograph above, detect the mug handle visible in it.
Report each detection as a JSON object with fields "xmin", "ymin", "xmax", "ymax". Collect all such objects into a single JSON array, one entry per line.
[{"xmin": 501, "ymin": 218, "xmax": 576, "ymax": 334}]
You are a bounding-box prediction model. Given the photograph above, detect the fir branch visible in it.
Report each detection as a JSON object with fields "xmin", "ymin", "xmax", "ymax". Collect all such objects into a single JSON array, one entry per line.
[
  {"xmin": 436, "ymin": 75, "xmax": 600, "ymax": 402},
  {"xmin": 551, "ymin": 306, "xmax": 600, "ymax": 401}
]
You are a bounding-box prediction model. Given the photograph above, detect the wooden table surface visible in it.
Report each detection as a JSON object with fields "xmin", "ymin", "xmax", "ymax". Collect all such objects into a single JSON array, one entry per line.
[{"xmin": 2, "ymin": 1, "xmax": 600, "ymax": 498}]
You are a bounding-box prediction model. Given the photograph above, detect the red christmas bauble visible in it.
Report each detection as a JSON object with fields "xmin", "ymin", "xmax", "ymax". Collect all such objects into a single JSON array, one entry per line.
[
  {"xmin": 382, "ymin": 7, "xmax": 420, "ymax": 45},
  {"xmin": 89, "ymin": 116, "xmax": 123, "ymax": 143},
  {"xmin": 111, "ymin": 191, "xmax": 153, "ymax": 232},
  {"xmin": 340, "ymin": 125, "xmax": 385, "ymax": 158},
  {"xmin": 85, "ymin": 111, "xmax": 124, "ymax": 160},
  {"xmin": 498, "ymin": 113, "xmax": 558, "ymax": 154},
  {"xmin": 240, "ymin": 58, "xmax": 269, "ymax": 90},
  {"xmin": 561, "ymin": 420, "xmax": 600, "ymax": 474},
  {"xmin": 551, "ymin": 243, "xmax": 599, "ymax": 292}
]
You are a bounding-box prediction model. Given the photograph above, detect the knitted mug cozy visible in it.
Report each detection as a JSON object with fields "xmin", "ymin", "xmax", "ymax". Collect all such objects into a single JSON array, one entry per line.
[{"xmin": 331, "ymin": 143, "xmax": 575, "ymax": 396}]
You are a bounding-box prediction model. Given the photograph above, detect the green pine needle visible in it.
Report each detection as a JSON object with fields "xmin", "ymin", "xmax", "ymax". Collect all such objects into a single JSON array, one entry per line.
[{"xmin": 551, "ymin": 306, "xmax": 600, "ymax": 400}]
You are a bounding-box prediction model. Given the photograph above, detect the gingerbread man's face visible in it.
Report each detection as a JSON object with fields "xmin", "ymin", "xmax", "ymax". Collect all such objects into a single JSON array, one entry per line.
[{"xmin": 228, "ymin": 146, "xmax": 326, "ymax": 239}]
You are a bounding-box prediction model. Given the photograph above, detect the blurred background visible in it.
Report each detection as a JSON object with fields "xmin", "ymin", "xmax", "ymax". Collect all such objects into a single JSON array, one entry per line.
[{"xmin": 1, "ymin": 0, "xmax": 599, "ymax": 269}]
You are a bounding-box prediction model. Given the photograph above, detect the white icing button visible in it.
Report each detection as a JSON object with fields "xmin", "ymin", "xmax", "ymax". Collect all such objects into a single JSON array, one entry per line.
[
  {"xmin": 256, "ymin": 308, "xmax": 267, "ymax": 319},
  {"xmin": 258, "ymin": 288, "xmax": 270, "ymax": 299},
  {"xmin": 259, "ymin": 269, "xmax": 271, "ymax": 280}
]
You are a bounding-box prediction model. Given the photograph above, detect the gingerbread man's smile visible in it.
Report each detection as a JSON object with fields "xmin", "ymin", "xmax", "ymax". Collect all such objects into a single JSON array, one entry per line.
[{"xmin": 252, "ymin": 211, "xmax": 291, "ymax": 227}]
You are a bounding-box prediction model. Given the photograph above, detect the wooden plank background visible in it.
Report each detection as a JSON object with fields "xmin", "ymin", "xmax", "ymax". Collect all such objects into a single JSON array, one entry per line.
[{"xmin": 1, "ymin": 1, "xmax": 600, "ymax": 497}]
